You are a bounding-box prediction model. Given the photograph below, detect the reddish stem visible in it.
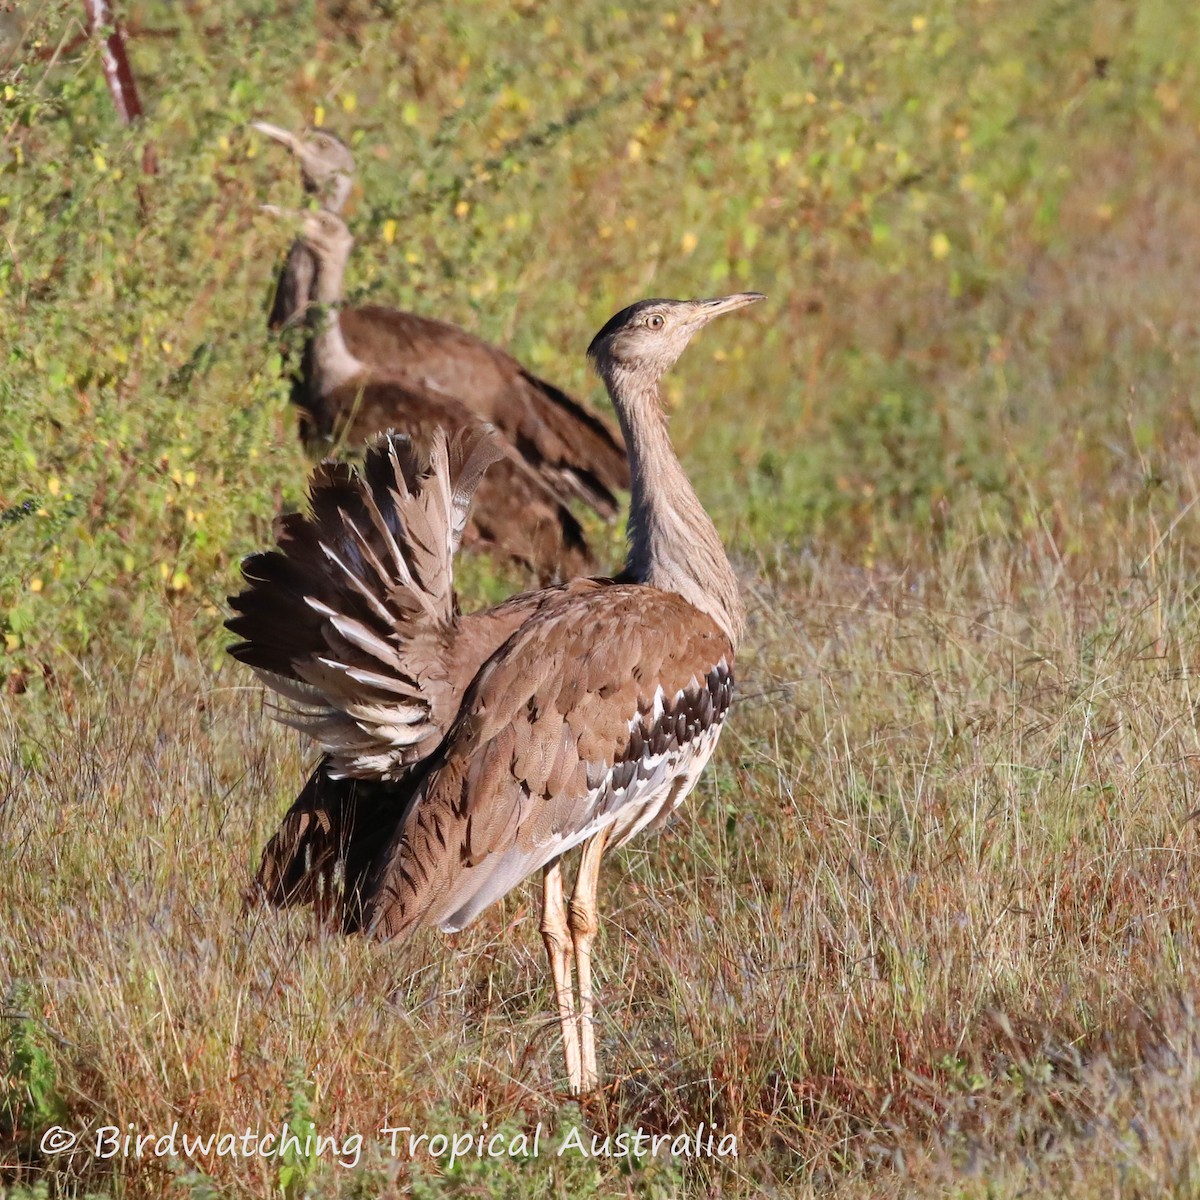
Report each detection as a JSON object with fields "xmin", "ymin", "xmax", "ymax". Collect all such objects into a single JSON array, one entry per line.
[{"xmin": 83, "ymin": 0, "xmax": 143, "ymax": 124}]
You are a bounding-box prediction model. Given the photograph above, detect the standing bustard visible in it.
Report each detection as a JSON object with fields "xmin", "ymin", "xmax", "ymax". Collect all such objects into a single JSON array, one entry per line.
[
  {"xmin": 252, "ymin": 118, "xmax": 630, "ymax": 520},
  {"xmin": 228, "ymin": 291, "xmax": 763, "ymax": 1095}
]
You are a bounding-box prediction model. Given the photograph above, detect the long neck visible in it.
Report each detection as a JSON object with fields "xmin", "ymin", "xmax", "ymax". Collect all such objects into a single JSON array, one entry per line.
[
  {"xmin": 269, "ymin": 242, "xmax": 314, "ymax": 331},
  {"xmin": 607, "ymin": 365, "xmax": 745, "ymax": 647},
  {"xmin": 307, "ymin": 242, "xmax": 362, "ymax": 396}
]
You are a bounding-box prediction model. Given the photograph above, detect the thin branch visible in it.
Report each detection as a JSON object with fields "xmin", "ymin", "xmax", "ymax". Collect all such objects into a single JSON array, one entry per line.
[{"xmin": 83, "ymin": 0, "xmax": 142, "ymax": 123}]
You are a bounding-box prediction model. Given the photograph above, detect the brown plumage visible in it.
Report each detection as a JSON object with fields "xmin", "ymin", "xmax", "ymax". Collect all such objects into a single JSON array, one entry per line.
[
  {"xmin": 228, "ymin": 291, "xmax": 764, "ymax": 1096},
  {"xmin": 355, "ymin": 586, "xmax": 734, "ymax": 936},
  {"xmin": 247, "ymin": 576, "xmax": 611, "ymax": 919},
  {"xmin": 272, "ymin": 207, "xmax": 594, "ymax": 582},
  {"xmin": 329, "ymin": 305, "xmax": 630, "ymax": 517},
  {"xmin": 307, "ymin": 379, "xmax": 592, "ymax": 581},
  {"xmin": 254, "ymin": 120, "xmax": 629, "ymax": 519}
]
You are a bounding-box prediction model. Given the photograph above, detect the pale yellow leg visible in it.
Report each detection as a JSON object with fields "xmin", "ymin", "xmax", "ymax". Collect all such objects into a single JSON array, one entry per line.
[
  {"xmin": 569, "ymin": 828, "xmax": 610, "ymax": 1095},
  {"xmin": 541, "ymin": 860, "xmax": 582, "ymax": 1095}
]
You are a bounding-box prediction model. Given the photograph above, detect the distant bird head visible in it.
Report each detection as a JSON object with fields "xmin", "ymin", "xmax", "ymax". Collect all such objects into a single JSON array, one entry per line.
[
  {"xmin": 252, "ymin": 121, "xmax": 355, "ymax": 210},
  {"xmin": 587, "ymin": 294, "xmax": 765, "ymax": 386},
  {"xmin": 261, "ymin": 206, "xmax": 354, "ymax": 264}
]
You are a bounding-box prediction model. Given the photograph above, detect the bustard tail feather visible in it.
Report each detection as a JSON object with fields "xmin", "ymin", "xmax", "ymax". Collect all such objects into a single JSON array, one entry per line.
[
  {"xmin": 227, "ymin": 426, "xmax": 504, "ymax": 779},
  {"xmin": 255, "ymin": 754, "xmax": 420, "ymax": 926}
]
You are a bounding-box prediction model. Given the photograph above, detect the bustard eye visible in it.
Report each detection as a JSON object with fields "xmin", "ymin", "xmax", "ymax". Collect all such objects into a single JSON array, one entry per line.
[{"xmin": 647, "ymin": 313, "xmax": 665, "ymax": 330}]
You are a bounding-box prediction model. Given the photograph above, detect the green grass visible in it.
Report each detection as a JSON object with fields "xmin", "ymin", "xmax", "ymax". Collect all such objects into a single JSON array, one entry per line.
[{"xmin": 4, "ymin": 0, "xmax": 1200, "ymax": 1195}]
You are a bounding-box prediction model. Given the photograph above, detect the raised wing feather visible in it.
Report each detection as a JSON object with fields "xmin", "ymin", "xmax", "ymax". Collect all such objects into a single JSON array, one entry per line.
[{"xmin": 227, "ymin": 427, "xmax": 502, "ymax": 779}]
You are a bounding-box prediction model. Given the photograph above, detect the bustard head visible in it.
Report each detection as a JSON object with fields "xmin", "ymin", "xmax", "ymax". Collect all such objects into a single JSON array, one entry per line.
[
  {"xmin": 299, "ymin": 209, "xmax": 353, "ymax": 263},
  {"xmin": 587, "ymin": 293, "xmax": 765, "ymax": 388},
  {"xmin": 252, "ymin": 121, "xmax": 355, "ymax": 210}
]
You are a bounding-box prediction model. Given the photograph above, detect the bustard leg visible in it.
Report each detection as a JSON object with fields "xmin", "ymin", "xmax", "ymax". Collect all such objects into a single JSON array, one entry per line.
[
  {"xmin": 541, "ymin": 860, "xmax": 582, "ymax": 1094},
  {"xmin": 569, "ymin": 827, "xmax": 610, "ymax": 1095}
]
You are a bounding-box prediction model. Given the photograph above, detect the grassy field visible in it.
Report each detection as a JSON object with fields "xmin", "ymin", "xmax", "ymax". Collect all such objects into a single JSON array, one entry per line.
[{"xmin": 4, "ymin": 0, "xmax": 1200, "ymax": 1195}]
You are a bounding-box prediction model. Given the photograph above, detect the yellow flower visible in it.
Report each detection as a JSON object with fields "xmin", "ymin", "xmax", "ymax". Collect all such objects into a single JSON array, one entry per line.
[{"xmin": 930, "ymin": 232, "xmax": 951, "ymax": 260}]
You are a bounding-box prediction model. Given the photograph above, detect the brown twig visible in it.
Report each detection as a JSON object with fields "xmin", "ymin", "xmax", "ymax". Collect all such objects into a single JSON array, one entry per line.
[
  {"xmin": 82, "ymin": 0, "xmax": 142, "ymax": 123},
  {"xmin": 81, "ymin": 0, "xmax": 157, "ymax": 175}
]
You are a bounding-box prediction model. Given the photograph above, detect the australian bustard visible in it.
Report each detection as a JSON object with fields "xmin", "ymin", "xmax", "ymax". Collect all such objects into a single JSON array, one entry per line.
[
  {"xmin": 252, "ymin": 118, "xmax": 630, "ymax": 520},
  {"xmin": 228, "ymin": 291, "xmax": 763, "ymax": 1095},
  {"xmin": 268, "ymin": 206, "xmax": 592, "ymax": 580}
]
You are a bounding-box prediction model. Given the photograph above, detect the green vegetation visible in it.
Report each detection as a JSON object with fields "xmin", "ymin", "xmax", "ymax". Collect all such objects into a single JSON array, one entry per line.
[{"xmin": 3, "ymin": 0, "xmax": 1200, "ymax": 1194}]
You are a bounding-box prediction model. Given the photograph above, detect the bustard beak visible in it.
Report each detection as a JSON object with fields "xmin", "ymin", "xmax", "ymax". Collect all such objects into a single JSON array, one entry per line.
[
  {"xmin": 686, "ymin": 292, "xmax": 767, "ymax": 328},
  {"xmin": 250, "ymin": 120, "xmax": 300, "ymax": 154}
]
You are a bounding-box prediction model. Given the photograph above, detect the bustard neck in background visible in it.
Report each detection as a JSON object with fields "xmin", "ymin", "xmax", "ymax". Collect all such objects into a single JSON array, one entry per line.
[{"xmin": 299, "ymin": 212, "xmax": 362, "ymax": 396}]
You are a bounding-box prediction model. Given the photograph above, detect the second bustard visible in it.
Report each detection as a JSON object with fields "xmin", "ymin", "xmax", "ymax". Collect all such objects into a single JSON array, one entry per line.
[
  {"xmin": 271, "ymin": 207, "xmax": 593, "ymax": 581},
  {"xmin": 252, "ymin": 117, "xmax": 630, "ymax": 521},
  {"xmin": 228, "ymin": 291, "xmax": 764, "ymax": 1096}
]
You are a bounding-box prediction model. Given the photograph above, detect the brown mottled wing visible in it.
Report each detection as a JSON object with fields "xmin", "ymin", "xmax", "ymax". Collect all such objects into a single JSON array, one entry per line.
[
  {"xmin": 506, "ymin": 368, "xmax": 629, "ymax": 517},
  {"xmin": 318, "ymin": 377, "xmax": 599, "ymax": 581},
  {"xmin": 340, "ymin": 307, "xmax": 521, "ymax": 417},
  {"xmin": 339, "ymin": 306, "xmax": 628, "ymax": 516},
  {"xmin": 355, "ymin": 586, "xmax": 735, "ymax": 940},
  {"xmin": 228, "ymin": 428, "xmax": 503, "ymax": 779}
]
